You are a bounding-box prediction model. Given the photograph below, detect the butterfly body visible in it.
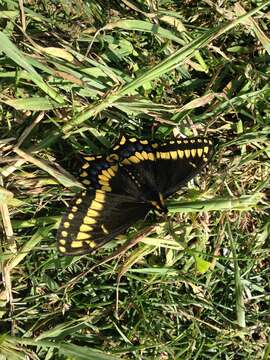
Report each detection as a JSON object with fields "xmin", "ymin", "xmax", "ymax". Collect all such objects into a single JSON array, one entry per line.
[{"xmin": 57, "ymin": 135, "xmax": 214, "ymax": 255}]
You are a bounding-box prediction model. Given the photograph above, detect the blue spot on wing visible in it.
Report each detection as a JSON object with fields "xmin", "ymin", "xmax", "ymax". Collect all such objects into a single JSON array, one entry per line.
[
  {"xmin": 126, "ymin": 144, "xmax": 136, "ymax": 152},
  {"xmin": 136, "ymin": 143, "xmax": 143, "ymax": 151},
  {"xmin": 122, "ymin": 150, "xmax": 130, "ymax": 158}
]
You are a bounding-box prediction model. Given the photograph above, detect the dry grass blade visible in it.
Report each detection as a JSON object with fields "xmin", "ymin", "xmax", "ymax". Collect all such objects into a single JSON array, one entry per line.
[{"xmin": 13, "ymin": 147, "xmax": 84, "ymax": 190}]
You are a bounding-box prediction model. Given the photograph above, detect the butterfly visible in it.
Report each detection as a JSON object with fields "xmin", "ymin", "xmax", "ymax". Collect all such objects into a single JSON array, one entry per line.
[{"xmin": 57, "ymin": 135, "xmax": 214, "ymax": 255}]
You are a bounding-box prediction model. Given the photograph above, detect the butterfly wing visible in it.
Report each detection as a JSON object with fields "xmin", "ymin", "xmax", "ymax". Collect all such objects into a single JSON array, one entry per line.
[
  {"xmin": 57, "ymin": 135, "xmax": 214, "ymax": 255},
  {"xmin": 113, "ymin": 136, "xmax": 157, "ymax": 186},
  {"xmin": 79, "ymin": 135, "xmax": 160, "ymax": 203},
  {"xmin": 155, "ymin": 138, "xmax": 214, "ymax": 198},
  {"xmin": 57, "ymin": 190, "xmax": 151, "ymax": 255},
  {"xmin": 112, "ymin": 135, "xmax": 214, "ymax": 200}
]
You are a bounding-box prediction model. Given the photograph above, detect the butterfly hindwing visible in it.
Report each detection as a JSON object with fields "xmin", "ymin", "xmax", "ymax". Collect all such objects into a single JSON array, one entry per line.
[{"xmin": 57, "ymin": 190, "xmax": 151, "ymax": 255}]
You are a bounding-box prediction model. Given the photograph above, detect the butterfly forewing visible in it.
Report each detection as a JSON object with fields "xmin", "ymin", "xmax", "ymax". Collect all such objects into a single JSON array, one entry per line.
[
  {"xmin": 78, "ymin": 145, "xmax": 154, "ymax": 202},
  {"xmin": 112, "ymin": 135, "xmax": 162, "ymax": 202},
  {"xmin": 155, "ymin": 138, "xmax": 214, "ymax": 198},
  {"xmin": 78, "ymin": 155, "xmax": 117, "ymax": 191}
]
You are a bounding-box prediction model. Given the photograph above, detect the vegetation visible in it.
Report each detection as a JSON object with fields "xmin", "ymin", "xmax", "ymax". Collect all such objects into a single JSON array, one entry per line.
[{"xmin": 0, "ymin": 0, "xmax": 270, "ymax": 359}]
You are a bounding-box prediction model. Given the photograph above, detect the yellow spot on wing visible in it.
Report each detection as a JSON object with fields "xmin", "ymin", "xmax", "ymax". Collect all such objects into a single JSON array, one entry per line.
[
  {"xmin": 80, "ymin": 171, "xmax": 88, "ymax": 178},
  {"xmin": 82, "ymin": 163, "xmax": 90, "ymax": 169},
  {"xmin": 95, "ymin": 191, "xmax": 105, "ymax": 203},
  {"xmin": 111, "ymin": 165, "xmax": 118, "ymax": 172},
  {"xmin": 59, "ymin": 246, "xmax": 66, "ymax": 253},
  {"xmin": 107, "ymin": 167, "xmax": 115, "ymax": 176},
  {"xmin": 204, "ymin": 146, "xmax": 209, "ymax": 154},
  {"xmin": 197, "ymin": 148, "xmax": 203, "ymax": 157},
  {"xmin": 71, "ymin": 241, "xmax": 83, "ymax": 248},
  {"xmin": 129, "ymin": 138, "xmax": 137, "ymax": 142},
  {"xmin": 76, "ymin": 198, "xmax": 82, "ymax": 205},
  {"xmin": 140, "ymin": 139, "xmax": 148, "ymax": 145},
  {"xmin": 170, "ymin": 151, "xmax": 177, "ymax": 160},
  {"xmin": 61, "ymin": 231, "xmax": 68, "ymax": 237},
  {"xmin": 191, "ymin": 149, "xmax": 197, "ymax": 157},
  {"xmin": 99, "ymin": 174, "xmax": 110, "ymax": 182},
  {"xmin": 64, "ymin": 222, "xmax": 70, "ymax": 228},
  {"xmin": 87, "ymin": 240, "xmax": 96, "ymax": 248},
  {"xmin": 77, "ymin": 232, "xmax": 91, "ymax": 240},
  {"xmin": 129, "ymin": 155, "xmax": 140, "ymax": 164},
  {"xmin": 99, "ymin": 180, "xmax": 109, "ymax": 186},
  {"xmin": 148, "ymin": 152, "xmax": 155, "ymax": 161},
  {"xmin": 72, "ymin": 206, "xmax": 78, "ymax": 212},
  {"xmin": 59, "ymin": 239, "xmax": 66, "ymax": 245},
  {"xmin": 184, "ymin": 149, "xmax": 190, "ymax": 158},
  {"xmin": 177, "ymin": 150, "xmax": 184, "ymax": 158},
  {"xmin": 160, "ymin": 152, "xmax": 170, "ymax": 159},
  {"xmin": 119, "ymin": 136, "xmax": 126, "ymax": 145},
  {"xmin": 113, "ymin": 145, "xmax": 120, "ymax": 150},
  {"xmin": 91, "ymin": 200, "xmax": 103, "ymax": 211},
  {"xmin": 122, "ymin": 159, "xmax": 132, "ymax": 165},
  {"xmin": 87, "ymin": 209, "xmax": 99, "ymax": 217},
  {"xmin": 84, "ymin": 216, "xmax": 96, "ymax": 225},
  {"xmin": 160, "ymin": 152, "xmax": 166, "ymax": 159},
  {"xmin": 135, "ymin": 152, "xmax": 144, "ymax": 160},
  {"xmin": 102, "ymin": 169, "xmax": 112, "ymax": 178},
  {"xmin": 80, "ymin": 224, "xmax": 93, "ymax": 232},
  {"xmin": 84, "ymin": 156, "xmax": 95, "ymax": 161},
  {"xmin": 68, "ymin": 213, "xmax": 74, "ymax": 220},
  {"xmin": 141, "ymin": 151, "xmax": 148, "ymax": 160},
  {"xmin": 82, "ymin": 179, "xmax": 91, "ymax": 185},
  {"xmin": 101, "ymin": 185, "xmax": 112, "ymax": 192}
]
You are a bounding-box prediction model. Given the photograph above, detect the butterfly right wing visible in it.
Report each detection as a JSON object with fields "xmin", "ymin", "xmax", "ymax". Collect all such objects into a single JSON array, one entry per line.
[
  {"xmin": 155, "ymin": 138, "xmax": 214, "ymax": 198},
  {"xmin": 57, "ymin": 190, "xmax": 151, "ymax": 256}
]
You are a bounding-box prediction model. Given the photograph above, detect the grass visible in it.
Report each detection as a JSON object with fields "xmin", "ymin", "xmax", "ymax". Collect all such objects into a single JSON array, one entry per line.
[{"xmin": 0, "ymin": 0, "xmax": 270, "ymax": 359}]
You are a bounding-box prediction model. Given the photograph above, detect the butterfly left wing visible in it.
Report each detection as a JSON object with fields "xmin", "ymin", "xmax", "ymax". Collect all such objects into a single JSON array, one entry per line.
[
  {"xmin": 112, "ymin": 135, "xmax": 158, "ymax": 194},
  {"xmin": 57, "ymin": 190, "xmax": 151, "ymax": 256}
]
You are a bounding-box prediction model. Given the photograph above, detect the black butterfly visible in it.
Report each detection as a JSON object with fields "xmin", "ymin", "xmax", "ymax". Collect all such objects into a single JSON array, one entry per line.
[{"xmin": 57, "ymin": 135, "xmax": 214, "ymax": 255}]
